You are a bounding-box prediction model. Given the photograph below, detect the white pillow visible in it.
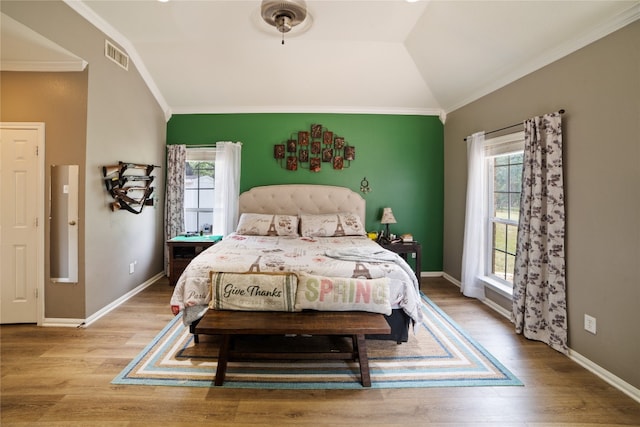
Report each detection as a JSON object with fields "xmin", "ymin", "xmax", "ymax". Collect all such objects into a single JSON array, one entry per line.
[
  {"xmin": 236, "ymin": 213, "xmax": 299, "ymax": 236},
  {"xmin": 299, "ymin": 212, "xmax": 365, "ymax": 237},
  {"xmin": 294, "ymin": 273, "xmax": 391, "ymax": 315}
]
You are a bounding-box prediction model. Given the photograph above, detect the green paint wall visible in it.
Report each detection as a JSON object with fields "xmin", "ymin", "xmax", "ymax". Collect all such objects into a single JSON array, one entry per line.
[{"xmin": 167, "ymin": 113, "xmax": 443, "ymax": 271}]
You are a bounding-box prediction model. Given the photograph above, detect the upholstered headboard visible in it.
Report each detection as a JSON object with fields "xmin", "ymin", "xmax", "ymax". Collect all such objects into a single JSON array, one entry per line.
[{"xmin": 239, "ymin": 184, "xmax": 366, "ymax": 224}]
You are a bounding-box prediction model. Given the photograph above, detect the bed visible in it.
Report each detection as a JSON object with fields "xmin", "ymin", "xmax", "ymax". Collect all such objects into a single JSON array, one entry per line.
[{"xmin": 169, "ymin": 184, "xmax": 423, "ymax": 342}]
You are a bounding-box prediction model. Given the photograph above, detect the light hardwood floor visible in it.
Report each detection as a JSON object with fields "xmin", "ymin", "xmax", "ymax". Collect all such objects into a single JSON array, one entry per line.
[{"xmin": 2, "ymin": 277, "xmax": 639, "ymax": 426}]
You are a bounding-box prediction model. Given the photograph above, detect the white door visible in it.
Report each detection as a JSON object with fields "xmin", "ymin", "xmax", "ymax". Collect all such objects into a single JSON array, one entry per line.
[{"xmin": 0, "ymin": 123, "xmax": 44, "ymax": 324}]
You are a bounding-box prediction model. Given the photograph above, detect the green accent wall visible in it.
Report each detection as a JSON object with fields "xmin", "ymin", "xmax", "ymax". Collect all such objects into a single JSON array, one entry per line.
[{"xmin": 167, "ymin": 113, "xmax": 443, "ymax": 271}]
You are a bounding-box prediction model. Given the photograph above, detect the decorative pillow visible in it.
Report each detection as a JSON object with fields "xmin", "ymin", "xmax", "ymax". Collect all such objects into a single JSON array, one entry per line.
[
  {"xmin": 236, "ymin": 213, "xmax": 298, "ymax": 236},
  {"xmin": 210, "ymin": 271, "xmax": 299, "ymax": 311},
  {"xmin": 294, "ymin": 273, "xmax": 391, "ymax": 315},
  {"xmin": 299, "ymin": 212, "xmax": 365, "ymax": 237}
]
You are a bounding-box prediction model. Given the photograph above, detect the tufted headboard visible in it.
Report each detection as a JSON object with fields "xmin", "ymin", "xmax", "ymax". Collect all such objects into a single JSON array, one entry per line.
[{"xmin": 238, "ymin": 184, "xmax": 366, "ymax": 225}]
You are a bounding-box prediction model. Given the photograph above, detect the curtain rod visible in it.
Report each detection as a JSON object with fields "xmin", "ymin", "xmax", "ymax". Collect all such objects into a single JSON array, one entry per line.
[
  {"xmin": 166, "ymin": 144, "xmax": 216, "ymax": 148},
  {"xmin": 181, "ymin": 142, "xmax": 242, "ymax": 147},
  {"xmin": 463, "ymin": 109, "xmax": 565, "ymax": 142}
]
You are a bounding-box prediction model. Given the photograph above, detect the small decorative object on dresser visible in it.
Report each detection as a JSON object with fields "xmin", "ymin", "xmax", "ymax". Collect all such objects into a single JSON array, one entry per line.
[{"xmin": 400, "ymin": 233, "xmax": 413, "ymax": 242}]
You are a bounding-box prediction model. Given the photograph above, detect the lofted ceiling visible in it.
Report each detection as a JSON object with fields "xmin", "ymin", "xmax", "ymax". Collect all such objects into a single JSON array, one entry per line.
[
  {"xmin": 0, "ymin": 13, "xmax": 86, "ymax": 72},
  {"xmin": 3, "ymin": 1, "xmax": 640, "ymax": 120}
]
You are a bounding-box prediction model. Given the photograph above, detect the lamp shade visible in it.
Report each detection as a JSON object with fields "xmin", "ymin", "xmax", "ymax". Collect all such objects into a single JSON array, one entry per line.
[{"xmin": 380, "ymin": 207, "xmax": 397, "ymax": 224}]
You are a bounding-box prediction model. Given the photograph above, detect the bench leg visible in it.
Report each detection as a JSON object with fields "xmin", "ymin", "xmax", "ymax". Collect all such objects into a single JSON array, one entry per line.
[
  {"xmin": 215, "ymin": 334, "xmax": 231, "ymax": 386},
  {"xmin": 189, "ymin": 319, "xmax": 201, "ymax": 344},
  {"xmin": 353, "ymin": 334, "xmax": 371, "ymax": 387}
]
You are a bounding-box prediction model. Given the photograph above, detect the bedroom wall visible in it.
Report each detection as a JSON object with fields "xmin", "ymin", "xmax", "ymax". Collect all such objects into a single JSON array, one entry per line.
[
  {"xmin": 443, "ymin": 20, "xmax": 640, "ymax": 389},
  {"xmin": 167, "ymin": 113, "xmax": 444, "ymax": 272},
  {"xmin": 2, "ymin": 1, "xmax": 167, "ymax": 320},
  {"xmin": 1, "ymin": 70, "xmax": 88, "ymax": 319}
]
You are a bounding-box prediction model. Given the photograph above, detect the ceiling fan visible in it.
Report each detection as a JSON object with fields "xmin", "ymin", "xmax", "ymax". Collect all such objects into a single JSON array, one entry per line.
[{"xmin": 261, "ymin": 0, "xmax": 308, "ymax": 44}]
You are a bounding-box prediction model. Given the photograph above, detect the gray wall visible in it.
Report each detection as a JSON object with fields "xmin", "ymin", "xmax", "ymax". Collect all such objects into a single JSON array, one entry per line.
[
  {"xmin": 444, "ymin": 20, "xmax": 639, "ymax": 388},
  {"xmin": 2, "ymin": 1, "xmax": 167, "ymax": 319}
]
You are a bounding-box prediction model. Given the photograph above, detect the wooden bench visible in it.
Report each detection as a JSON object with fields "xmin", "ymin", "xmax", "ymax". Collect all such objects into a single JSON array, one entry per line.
[{"xmin": 194, "ymin": 310, "xmax": 391, "ymax": 387}]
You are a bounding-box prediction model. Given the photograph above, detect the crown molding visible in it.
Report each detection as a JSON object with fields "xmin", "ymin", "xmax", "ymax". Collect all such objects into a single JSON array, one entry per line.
[
  {"xmin": 63, "ymin": 0, "xmax": 172, "ymax": 121},
  {"xmin": 170, "ymin": 105, "xmax": 445, "ymax": 120},
  {"xmin": 1, "ymin": 59, "xmax": 88, "ymax": 72}
]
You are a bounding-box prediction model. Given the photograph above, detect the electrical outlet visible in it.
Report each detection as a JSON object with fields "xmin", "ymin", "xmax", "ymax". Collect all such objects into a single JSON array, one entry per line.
[
  {"xmin": 584, "ymin": 314, "xmax": 597, "ymax": 334},
  {"xmin": 129, "ymin": 262, "xmax": 135, "ymax": 274},
  {"xmin": 411, "ymin": 252, "xmax": 416, "ymax": 258}
]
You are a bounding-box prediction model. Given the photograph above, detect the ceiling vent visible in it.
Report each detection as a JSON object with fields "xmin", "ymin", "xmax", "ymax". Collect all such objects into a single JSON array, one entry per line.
[{"xmin": 105, "ymin": 40, "xmax": 129, "ymax": 70}]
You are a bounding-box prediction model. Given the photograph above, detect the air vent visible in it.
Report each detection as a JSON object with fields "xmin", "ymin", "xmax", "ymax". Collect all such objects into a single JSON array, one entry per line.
[{"xmin": 104, "ymin": 40, "xmax": 129, "ymax": 70}]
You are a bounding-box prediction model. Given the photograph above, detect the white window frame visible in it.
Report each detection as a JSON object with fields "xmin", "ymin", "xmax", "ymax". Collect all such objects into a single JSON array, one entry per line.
[
  {"xmin": 481, "ymin": 131, "xmax": 524, "ymax": 299},
  {"xmin": 184, "ymin": 148, "xmax": 216, "ymax": 234}
]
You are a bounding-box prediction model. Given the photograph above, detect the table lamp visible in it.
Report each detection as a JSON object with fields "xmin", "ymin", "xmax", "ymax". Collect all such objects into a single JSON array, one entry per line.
[{"xmin": 380, "ymin": 207, "xmax": 397, "ymax": 242}]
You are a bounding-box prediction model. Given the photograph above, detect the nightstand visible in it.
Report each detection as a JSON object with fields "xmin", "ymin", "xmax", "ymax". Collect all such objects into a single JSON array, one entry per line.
[
  {"xmin": 167, "ymin": 235, "xmax": 222, "ymax": 286},
  {"xmin": 380, "ymin": 241, "xmax": 421, "ymax": 281}
]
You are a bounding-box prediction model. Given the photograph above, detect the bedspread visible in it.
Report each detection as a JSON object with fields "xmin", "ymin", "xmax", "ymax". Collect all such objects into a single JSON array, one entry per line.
[{"xmin": 170, "ymin": 233, "xmax": 424, "ymax": 325}]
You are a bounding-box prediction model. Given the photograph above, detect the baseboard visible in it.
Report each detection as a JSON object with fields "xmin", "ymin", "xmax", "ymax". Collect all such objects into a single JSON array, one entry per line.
[
  {"xmin": 43, "ymin": 272, "xmax": 165, "ymax": 327},
  {"xmin": 81, "ymin": 272, "xmax": 165, "ymax": 328},
  {"xmin": 568, "ymin": 349, "xmax": 640, "ymax": 404},
  {"xmin": 481, "ymin": 298, "xmax": 511, "ymax": 319},
  {"xmin": 440, "ymin": 273, "xmax": 511, "ymax": 318},
  {"xmin": 440, "ymin": 273, "xmax": 640, "ymax": 404},
  {"xmin": 42, "ymin": 318, "xmax": 86, "ymax": 327},
  {"xmin": 420, "ymin": 271, "xmax": 444, "ymax": 278},
  {"xmin": 442, "ymin": 272, "xmax": 461, "ymax": 287}
]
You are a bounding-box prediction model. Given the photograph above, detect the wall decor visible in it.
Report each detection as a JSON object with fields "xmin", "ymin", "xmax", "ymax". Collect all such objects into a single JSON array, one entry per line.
[
  {"xmin": 360, "ymin": 177, "xmax": 371, "ymax": 193},
  {"xmin": 274, "ymin": 144, "xmax": 285, "ymax": 159},
  {"xmin": 286, "ymin": 156, "xmax": 298, "ymax": 171},
  {"xmin": 323, "ymin": 131, "xmax": 333, "ymax": 145},
  {"xmin": 311, "ymin": 124, "xmax": 322, "ymax": 138},
  {"xmin": 274, "ymin": 124, "xmax": 356, "ymax": 172},
  {"xmin": 310, "ymin": 158, "xmax": 321, "ymax": 172},
  {"xmin": 102, "ymin": 161, "xmax": 159, "ymax": 214},
  {"xmin": 322, "ymin": 148, "xmax": 333, "ymax": 162},
  {"xmin": 311, "ymin": 140, "xmax": 321, "ymax": 155},
  {"xmin": 298, "ymin": 131, "xmax": 309, "ymax": 145},
  {"xmin": 345, "ymin": 146, "xmax": 356, "ymax": 161}
]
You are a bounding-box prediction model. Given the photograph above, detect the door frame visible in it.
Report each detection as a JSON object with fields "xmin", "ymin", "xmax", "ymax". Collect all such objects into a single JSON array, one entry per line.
[{"xmin": 1, "ymin": 122, "xmax": 45, "ymax": 325}]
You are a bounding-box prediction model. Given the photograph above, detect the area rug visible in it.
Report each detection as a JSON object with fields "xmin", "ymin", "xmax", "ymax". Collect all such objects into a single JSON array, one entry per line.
[{"xmin": 112, "ymin": 294, "xmax": 522, "ymax": 389}]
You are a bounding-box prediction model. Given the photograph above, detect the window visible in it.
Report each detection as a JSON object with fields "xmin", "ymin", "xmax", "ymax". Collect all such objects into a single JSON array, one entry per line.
[
  {"xmin": 184, "ymin": 148, "xmax": 215, "ymax": 233},
  {"xmin": 484, "ymin": 132, "xmax": 524, "ymax": 292}
]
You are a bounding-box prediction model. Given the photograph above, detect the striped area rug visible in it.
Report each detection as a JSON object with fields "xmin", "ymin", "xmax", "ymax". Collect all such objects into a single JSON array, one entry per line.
[{"xmin": 112, "ymin": 294, "xmax": 522, "ymax": 389}]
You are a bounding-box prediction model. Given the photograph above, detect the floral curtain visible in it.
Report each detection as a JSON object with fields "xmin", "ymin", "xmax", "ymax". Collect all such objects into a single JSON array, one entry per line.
[
  {"xmin": 512, "ymin": 112, "xmax": 567, "ymax": 354},
  {"xmin": 213, "ymin": 141, "xmax": 242, "ymax": 236},
  {"xmin": 461, "ymin": 131, "xmax": 487, "ymax": 299},
  {"xmin": 164, "ymin": 144, "xmax": 186, "ymax": 274}
]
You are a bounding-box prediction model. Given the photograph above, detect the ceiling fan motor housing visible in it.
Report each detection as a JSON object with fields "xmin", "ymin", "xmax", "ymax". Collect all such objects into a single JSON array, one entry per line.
[{"xmin": 261, "ymin": 0, "xmax": 307, "ymax": 33}]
